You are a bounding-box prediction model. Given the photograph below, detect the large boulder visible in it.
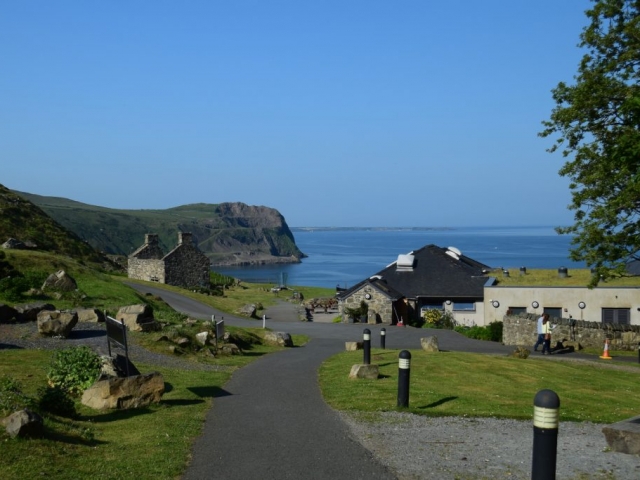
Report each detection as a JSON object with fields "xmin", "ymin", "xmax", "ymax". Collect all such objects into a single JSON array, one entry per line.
[
  {"xmin": 13, "ymin": 302, "xmax": 56, "ymax": 322},
  {"xmin": 37, "ymin": 310, "xmax": 78, "ymax": 337},
  {"xmin": 602, "ymin": 415, "xmax": 640, "ymax": 454},
  {"xmin": 349, "ymin": 364, "xmax": 379, "ymax": 380},
  {"xmin": 0, "ymin": 304, "xmax": 20, "ymax": 323},
  {"xmin": 116, "ymin": 304, "xmax": 158, "ymax": 332},
  {"xmin": 237, "ymin": 304, "xmax": 257, "ymax": 317},
  {"xmin": 1, "ymin": 409, "xmax": 44, "ymax": 438},
  {"xmin": 1, "ymin": 238, "xmax": 27, "ymax": 250},
  {"xmin": 41, "ymin": 270, "xmax": 78, "ymax": 292},
  {"xmin": 81, "ymin": 372, "xmax": 165, "ymax": 410},
  {"xmin": 75, "ymin": 308, "xmax": 105, "ymax": 323},
  {"xmin": 420, "ymin": 336, "xmax": 440, "ymax": 352},
  {"xmin": 263, "ymin": 331, "xmax": 294, "ymax": 347}
]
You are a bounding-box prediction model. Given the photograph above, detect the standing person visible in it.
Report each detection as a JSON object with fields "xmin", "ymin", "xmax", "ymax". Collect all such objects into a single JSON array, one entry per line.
[
  {"xmin": 541, "ymin": 314, "xmax": 552, "ymax": 355},
  {"xmin": 533, "ymin": 314, "xmax": 545, "ymax": 352}
]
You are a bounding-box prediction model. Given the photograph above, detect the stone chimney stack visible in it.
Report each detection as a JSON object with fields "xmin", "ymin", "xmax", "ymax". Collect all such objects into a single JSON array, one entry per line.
[
  {"xmin": 178, "ymin": 232, "xmax": 193, "ymax": 245},
  {"xmin": 145, "ymin": 234, "xmax": 159, "ymax": 245}
]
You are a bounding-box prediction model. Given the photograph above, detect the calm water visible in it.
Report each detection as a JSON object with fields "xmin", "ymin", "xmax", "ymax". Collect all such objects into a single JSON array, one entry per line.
[{"xmin": 213, "ymin": 226, "xmax": 585, "ymax": 289}]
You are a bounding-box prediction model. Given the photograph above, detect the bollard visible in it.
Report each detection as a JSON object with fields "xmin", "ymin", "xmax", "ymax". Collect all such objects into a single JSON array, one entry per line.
[
  {"xmin": 397, "ymin": 350, "xmax": 411, "ymax": 408},
  {"xmin": 638, "ymin": 342, "xmax": 640, "ymax": 364},
  {"xmin": 262, "ymin": 314, "xmax": 266, "ymax": 329},
  {"xmin": 363, "ymin": 328, "xmax": 371, "ymax": 365},
  {"xmin": 531, "ymin": 389, "xmax": 560, "ymax": 480},
  {"xmin": 380, "ymin": 328, "xmax": 386, "ymax": 349}
]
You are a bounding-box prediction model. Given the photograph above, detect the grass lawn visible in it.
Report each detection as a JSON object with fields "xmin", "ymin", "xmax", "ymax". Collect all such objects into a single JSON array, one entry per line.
[
  {"xmin": 0, "ymin": 334, "xmax": 306, "ymax": 479},
  {"xmin": 319, "ymin": 349, "xmax": 640, "ymax": 424}
]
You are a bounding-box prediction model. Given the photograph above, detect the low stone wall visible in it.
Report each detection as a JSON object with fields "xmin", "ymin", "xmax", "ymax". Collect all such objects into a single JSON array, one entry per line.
[{"xmin": 503, "ymin": 313, "xmax": 640, "ymax": 351}]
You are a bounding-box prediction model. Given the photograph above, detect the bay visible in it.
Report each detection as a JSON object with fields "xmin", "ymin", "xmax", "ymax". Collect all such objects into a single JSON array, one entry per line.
[{"xmin": 213, "ymin": 226, "xmax": 586, "ymax": 289}]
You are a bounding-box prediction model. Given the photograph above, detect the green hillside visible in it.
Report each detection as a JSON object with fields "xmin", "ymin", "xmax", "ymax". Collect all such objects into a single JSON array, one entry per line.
[
  {"xmin": 0, "ymin": 184, "xmax": 114, "ymax": 269},
  {"xmin": 13, "ymin": 190, "xmax": 304, "ymax": 265}
]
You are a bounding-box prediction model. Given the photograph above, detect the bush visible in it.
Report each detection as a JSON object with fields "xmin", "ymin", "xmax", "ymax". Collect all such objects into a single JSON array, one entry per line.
[
  {"xmin": 36, "ymin": 385, "xmax": 77, "ymax": 417},
  {"xmin": 0, "ymin": 376, "xmax": 33, "ymax": 416},
  {"xmin": 455, "ymin": 321, "xmax": 503, "ymax": 342},
  {"xmin": 422, "ymin": 309, "xmax": 456, "ymax": 329},
  {"xmin": 47, "ymin": 346, "xmax": 103, "ymax": 396}
]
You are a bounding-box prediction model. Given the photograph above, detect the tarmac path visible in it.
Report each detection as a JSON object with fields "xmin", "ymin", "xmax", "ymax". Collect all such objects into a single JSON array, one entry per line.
[{"xmin": 124, "ymin": 284, "xmax": 578, "ymax": 480}]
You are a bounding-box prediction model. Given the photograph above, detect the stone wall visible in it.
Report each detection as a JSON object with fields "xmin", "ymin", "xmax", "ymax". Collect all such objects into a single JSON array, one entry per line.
[
  {"xmin": 163, "ymin": 244, "xmax": 210, "ymax": 288},
  {"xmin": 339, "ymin": 286, "xmax": 394, "ymax": 324},
  {"xmin": 503, "ymin": 313, "xmax": 640, "ymax": 351},
  {"xmin": 127, "ymin": 258, "xmax": 165, "ymax": 283}
]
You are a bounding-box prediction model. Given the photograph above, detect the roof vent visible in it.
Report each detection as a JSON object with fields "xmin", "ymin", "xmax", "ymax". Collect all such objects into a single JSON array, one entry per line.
[
  {"xmin": 396, "ymin": 254, "xmax": 415, "ymax": 271},
  {"xmin": 369, "ymin": 275, "xmax": 382, "ymax": 280}
]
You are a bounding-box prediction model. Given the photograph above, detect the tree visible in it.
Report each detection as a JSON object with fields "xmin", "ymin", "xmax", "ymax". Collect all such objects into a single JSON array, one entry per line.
[{"xmin": 540, "ymin": 0, "xmax": 640, "ymax": 286}]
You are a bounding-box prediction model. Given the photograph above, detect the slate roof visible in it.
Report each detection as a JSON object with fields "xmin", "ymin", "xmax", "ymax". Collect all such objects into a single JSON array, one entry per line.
[{"xmin": 338, "ymin": 244, "xmax": 493, "ymax": 301}]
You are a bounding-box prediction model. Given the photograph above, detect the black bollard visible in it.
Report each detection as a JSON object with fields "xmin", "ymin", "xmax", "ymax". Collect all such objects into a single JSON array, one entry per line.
[
  {"xmin": 397, "ymin": 350, "xmax": 411, "ymax": 408},
  {"xmin": 638, "ymin": 342, "xmax": 640, "ymax": 364},
  {"xmin": 363, "ymin": 328, "xmax": 371, "ymax": 365},
  {"xmin": 531, "ymin": 389, "xmax": 560, "ymax": 480},
  {"xmin": 380, "ymin": 328, "xmax": 386, "ymax": 349}
]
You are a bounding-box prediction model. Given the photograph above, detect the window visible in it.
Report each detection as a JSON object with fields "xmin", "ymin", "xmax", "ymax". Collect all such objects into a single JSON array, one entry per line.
[
  {"xmin": 509, "ymin": 307, "xmax": 527, "ymax": 315},
  {"xmin": 420, "ymin": 303, "xmax": 443, "ymax": 314},
  {"xmin": 543, "ymin": 307, "xmax": 562, "ymax": 319},
  {"xmin": 453, "ymin": 302, "xmax": 475, "ymax": 311},
  {"xmin": 602, "ymin": 308, "xmax": 630, "ymax": 325}
]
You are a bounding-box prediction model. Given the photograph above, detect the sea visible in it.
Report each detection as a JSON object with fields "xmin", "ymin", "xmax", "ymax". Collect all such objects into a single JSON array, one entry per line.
[{"xmin": 213, "ymin": 226, "xmax": 586, "ymax": 289}]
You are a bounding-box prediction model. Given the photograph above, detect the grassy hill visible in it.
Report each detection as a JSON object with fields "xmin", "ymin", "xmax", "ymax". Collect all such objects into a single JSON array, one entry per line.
[
  {"xmin": 0, "ymin": 184, "xmax": 114, "ymax": 269},
  {"xmin": 14, "ymin": 190, "xmax": 304, "ymax": 265}
]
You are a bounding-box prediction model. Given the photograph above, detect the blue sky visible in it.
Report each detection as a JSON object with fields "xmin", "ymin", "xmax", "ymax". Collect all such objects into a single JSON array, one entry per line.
[{"xmin": 1, "ymin": 1, "xmax": 591, "ymax": 227}]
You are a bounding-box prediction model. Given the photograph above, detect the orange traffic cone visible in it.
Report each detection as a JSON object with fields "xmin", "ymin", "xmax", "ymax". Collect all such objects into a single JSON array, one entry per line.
[{"xmin": 599, "ymin": 338, "xmax": 612, "ymax": 360}]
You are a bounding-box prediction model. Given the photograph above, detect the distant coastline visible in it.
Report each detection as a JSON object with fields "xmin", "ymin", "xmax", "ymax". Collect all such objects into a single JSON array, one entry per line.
[{"xmin": 291, "ymin": 226, "xmax": 456, "ymax": 232}]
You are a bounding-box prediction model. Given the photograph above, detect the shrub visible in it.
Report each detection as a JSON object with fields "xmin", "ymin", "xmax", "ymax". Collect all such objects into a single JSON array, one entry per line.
[
  {"xmin": 455, "ymin": 321, "xmax": 503, "ymax": 342},
  {"xmin": 0, "ymin": 376, "xmax": 33, "ymax": 416},
  {"xmin": 47, "ymin": 346, "xmax": 103, "ymax": 396},
  {"xmin": 36, "ymin": 385, "xmax": 77, "ymax": 417},
  {"xmin": 422, "ymin": 309, "xmax": 457, "ymax": 329}
]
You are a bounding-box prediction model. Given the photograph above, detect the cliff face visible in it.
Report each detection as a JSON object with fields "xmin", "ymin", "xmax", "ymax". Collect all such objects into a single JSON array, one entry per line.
[{"xmin": 12, "ymin": 192, "xmax": 305, "ymax": 266}]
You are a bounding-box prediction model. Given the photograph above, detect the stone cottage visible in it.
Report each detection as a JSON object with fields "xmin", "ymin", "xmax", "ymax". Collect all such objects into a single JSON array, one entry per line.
[{"xmin": 128, "ymin": 233, "xmax": 210, "ymax": 288}]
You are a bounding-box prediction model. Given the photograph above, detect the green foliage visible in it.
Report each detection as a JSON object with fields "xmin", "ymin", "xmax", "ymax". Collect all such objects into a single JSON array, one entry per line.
[
  {"xmin": 0, "ymin": 376, "xmax": 33, "ymax": 416},
  {"xmin": 36, "ymin": 385, "xmax": 77, "ymax": 417},
  {"xmin": 344, "ymin": 300, "xmax": 369, "ymax": 321},
  {"xmin": 540, "ymin": 1, "xmax": 640, "ymax": 286},
  {"xmin": 421, "ymin": 309, "xmax": 456, "ymax": 329},
  {"xmin": 47, "ymin": 346, "xmax": 103, "ymax": 396},
  {"xmin": 455, "ymin": 321, "xmax": 503, "ymax": 342}
]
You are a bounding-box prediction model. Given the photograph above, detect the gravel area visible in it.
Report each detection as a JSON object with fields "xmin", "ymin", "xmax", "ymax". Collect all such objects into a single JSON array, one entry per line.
[{"xmin": 339, "ymin": 411, "xmax": 640, "ymax": 480}]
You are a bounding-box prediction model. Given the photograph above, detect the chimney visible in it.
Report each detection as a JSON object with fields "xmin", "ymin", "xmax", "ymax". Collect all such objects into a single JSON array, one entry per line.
[
  {"xmin": 178, "ymin": 232, "xmax": 193, "ymax": 245},
  {"xmin": 145, "ymin": 234, "xmax": 159, "ymax": 245}
]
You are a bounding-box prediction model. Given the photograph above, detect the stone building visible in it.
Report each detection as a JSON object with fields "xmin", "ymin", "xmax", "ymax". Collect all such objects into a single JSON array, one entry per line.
[
  {"xmin": 337, "ymin": 245, "xmax": 491, "ymax": 325},
  {"xmin": 128, "ymin": 232, "xmax": 210, "ymax": 288}
]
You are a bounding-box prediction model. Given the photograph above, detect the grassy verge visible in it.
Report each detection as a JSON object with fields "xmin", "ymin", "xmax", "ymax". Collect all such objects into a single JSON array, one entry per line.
[
  {"xmin": 319, "ymin": 349, "xmax": 640, "ymax": 424},
  {"xmin": 0, "ymin": 330, "xmax": 307, "ymax": 480}
]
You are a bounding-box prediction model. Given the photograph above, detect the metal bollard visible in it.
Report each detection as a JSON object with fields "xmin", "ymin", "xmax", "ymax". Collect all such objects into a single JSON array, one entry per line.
[
  {"xmin": 531, "ymin": 389, "xmax": 560, "ymax": 480},
  {"xmin": 397, "ymin": 350, "xmax": 411, "ymax": 408},
  {"xmin": 380, "ymin": 328, "xmax": 386, "ymax": 349},
  {"xmin": 262, "ymin": 314, "xmax": 266, "ymax": 329},
  {"xmin": 363, "ymin": 328, "xmax": 371, "ymax": 365}
]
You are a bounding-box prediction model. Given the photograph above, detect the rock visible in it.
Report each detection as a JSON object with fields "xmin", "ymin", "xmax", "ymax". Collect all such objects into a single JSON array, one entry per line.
[
  {"xmin": 0, "ymin": 304, "xmax": 20, "ymax": 323},
  {"xmin": 116, "ymin": 304, "xmax": 158, "ymax": 332},
  {"xmin": 99, "ymin": 354, "xmax": 140, "ymax": 379},
  {"xmin": 602, "ymin": 415, "xmax": 640, "ymax": 454},
  {"xmin": 75, "ymin": 308, "xmax": 105, "ymax": 323},
  {"xmin": 13, "ymin": 302, "xmax": 56, "ymax": 321},
  {"xmin": 195, "ymin": 331, "xmax": 211, "ymax": 346},
  {"xmin": 37, "ymin": 309, "xmax": 78, "ymax": 337},
  {"xmin": 420, "ymin": 336, "xmax": 439, "ymax": 352},
  {"xmin": 349, "ymin": 364, "xmax": 380, "ymax": 379},
  {"xmin": 263, "ymin": 331, "xmax": 294, "ymax": 347},
  {"xmin": 345, "ymin": 341, "xmax": 363, "ymax": 351},
  {"xmin": 41, "ymin": 270, "xmax": 77, "ymax": 292},
  {"xmin": 510, "ymin": 346, "xmax": 530, "ymax": 359},
  {"xmin": 176, "ymin": 337, "xmax": 190, "ymax": 347},
  {"xmin": 1, "ymin": 238, "xmax": 27, "ymax": 250},
  {"xmin": 237, "ymin": 304, "xmax": 257, "ymax": 317},
  {"xmin": 1, "ymin": 409, "xmax": 44, "ymax": 438},
  {"xmin": 219, "ymin": 343, "xmax": 241, "ymax": 355},
  {"xmin": 81, "ymin": 372, "xmax": 165, "ymax": 410}
]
